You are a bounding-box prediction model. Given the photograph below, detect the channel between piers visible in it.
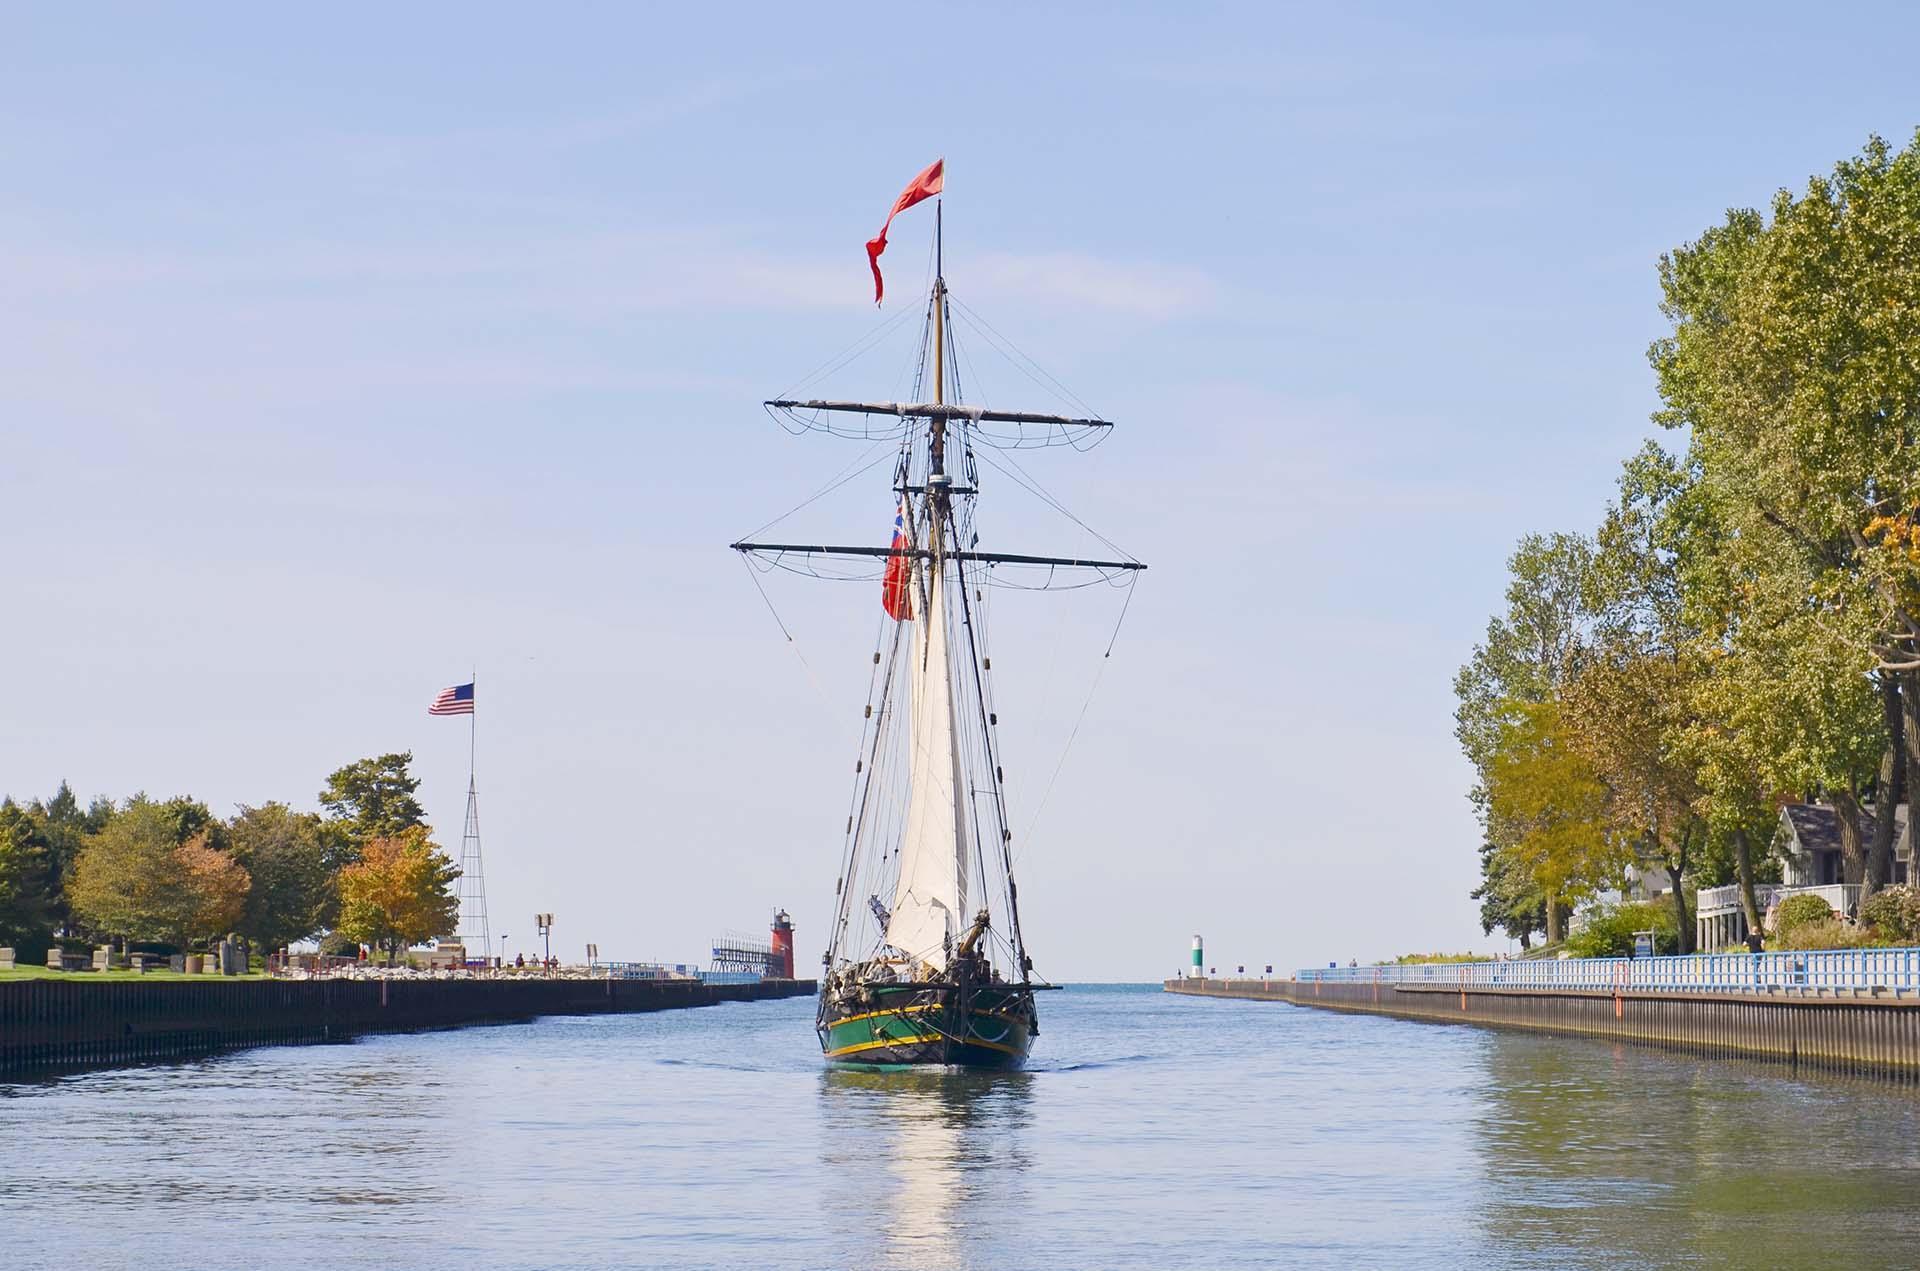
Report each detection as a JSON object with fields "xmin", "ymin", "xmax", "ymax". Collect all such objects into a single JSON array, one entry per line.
[{"xmin": 1165, "ymin": 972, "xmax": 1920, "ymax": 1081}]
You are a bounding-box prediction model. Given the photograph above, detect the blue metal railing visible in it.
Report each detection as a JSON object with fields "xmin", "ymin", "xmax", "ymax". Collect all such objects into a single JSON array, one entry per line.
[{"xmin": 1293, "ymin": 947, "xmax": 1920, "ymax": 994}]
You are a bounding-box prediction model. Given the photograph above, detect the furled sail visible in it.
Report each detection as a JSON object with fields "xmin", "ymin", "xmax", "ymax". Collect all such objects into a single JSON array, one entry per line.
[{"xmin": 885, "ymin": 554, "xmax": 969, "ymax": 966}]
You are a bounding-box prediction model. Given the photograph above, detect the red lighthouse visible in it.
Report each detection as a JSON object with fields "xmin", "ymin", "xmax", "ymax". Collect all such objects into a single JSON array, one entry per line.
[{"xmin": 770, "ymin": 909, "xmax": 795, "ymax": 981}]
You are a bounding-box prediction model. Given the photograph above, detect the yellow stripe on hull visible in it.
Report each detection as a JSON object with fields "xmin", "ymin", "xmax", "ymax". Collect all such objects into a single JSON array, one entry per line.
[{"xmin": 825, "ymin": 1034, "xmax": 945, "ymax": 1058}]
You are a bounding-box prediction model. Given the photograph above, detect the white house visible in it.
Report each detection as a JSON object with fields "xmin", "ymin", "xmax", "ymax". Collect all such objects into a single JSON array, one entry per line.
[{"xmin": 1694, "ymin": 803, "xmax": 1912, "ymax": 949}]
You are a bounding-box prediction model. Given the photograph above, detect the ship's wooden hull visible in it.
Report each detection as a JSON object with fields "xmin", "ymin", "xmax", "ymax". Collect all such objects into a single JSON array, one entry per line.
[{"xmin": 818, "ymin": 981, "xmax": 1036, "ymax": 1068}]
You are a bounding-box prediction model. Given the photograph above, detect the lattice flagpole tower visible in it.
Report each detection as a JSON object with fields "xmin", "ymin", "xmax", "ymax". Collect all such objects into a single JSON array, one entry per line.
[{"xmin": 458, "ymin": 678, "xmax": 492, "ymax": 959}]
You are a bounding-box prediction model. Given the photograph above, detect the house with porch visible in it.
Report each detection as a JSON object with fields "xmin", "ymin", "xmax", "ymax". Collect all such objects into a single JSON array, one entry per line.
[{"xmin": 1695, "ymin": 803, "xmax": 1912, "ymax": 949}]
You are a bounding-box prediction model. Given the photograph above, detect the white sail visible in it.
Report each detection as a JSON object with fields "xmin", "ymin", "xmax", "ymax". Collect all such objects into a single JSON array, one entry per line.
[{"xmin": 886, "ymin": 555, "xmax": 969, "ymax": 967}]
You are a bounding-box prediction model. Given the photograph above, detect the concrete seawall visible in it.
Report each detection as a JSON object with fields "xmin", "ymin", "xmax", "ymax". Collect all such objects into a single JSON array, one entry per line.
[
  {"xmin": 0, "ymin": 977, "xmax": 816, "ymax": 1077},
  {"xmin": 1165, "ymin": 976, "xmax": 1920, "ymax": 1081}
]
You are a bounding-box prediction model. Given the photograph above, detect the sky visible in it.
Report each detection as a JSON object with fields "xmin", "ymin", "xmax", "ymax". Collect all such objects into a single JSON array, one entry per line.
[{"xmin": 4, "ymin": 3, "xmax": 1919, "ymax": 980}]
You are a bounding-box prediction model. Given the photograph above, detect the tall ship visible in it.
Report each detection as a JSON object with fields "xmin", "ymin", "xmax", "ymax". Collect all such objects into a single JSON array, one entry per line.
[{"xmin": 733, "ymin": 162, "xmax": 1144, "ymax": 1068}]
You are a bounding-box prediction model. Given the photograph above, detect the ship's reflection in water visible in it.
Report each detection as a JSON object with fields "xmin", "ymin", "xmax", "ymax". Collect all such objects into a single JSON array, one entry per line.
[{"xmin": 819, "ymin": 1068, "xmax": 1035, "ymax": 1271}]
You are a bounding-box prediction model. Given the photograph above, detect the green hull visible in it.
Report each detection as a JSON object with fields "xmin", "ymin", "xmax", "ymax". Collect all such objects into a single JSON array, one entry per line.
[{"xmin": 818, "ymin": 982, "xmax": 1036, "ymax": 1068}]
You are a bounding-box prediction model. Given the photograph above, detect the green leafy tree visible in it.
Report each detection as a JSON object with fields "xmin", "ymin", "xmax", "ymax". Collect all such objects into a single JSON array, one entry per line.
[
  {"xmin": 228, "ymin": 803, "xmax": 346, "ymax": 953},
  {"xmin": 1470, "ymin": 839, "xmax": 1545, "ymax": 948},
  {"xmin": 1652, "ymin": 132, "xmax": 1920, "ymax": 899},
  {"xmin": 333, "ymin": 826, "xmax": 459, "ymax": 963},
  {"xmin": 319, "ymin": 753, "xmax": 426, "ymax": 847},
  {"xmin": 1564, "ymin": 901, "xmax": 1679, "ymax": 959},
  {"xmin": 18, "ymin": 782, "xmax": 116, "ymax": 934},
  {"xmin": 0, "ymin": 800, "xmax": 56, "ymax": 960}
]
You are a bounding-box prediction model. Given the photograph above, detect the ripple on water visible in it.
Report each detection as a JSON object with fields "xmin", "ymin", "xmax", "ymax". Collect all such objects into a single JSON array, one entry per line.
[{"xmin": 4, "ymin": 987, "xmax": 1920, "ymax": 1269}]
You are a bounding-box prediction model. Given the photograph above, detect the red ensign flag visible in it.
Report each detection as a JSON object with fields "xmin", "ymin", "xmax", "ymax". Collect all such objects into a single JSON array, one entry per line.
[
  {"xmin": 883, "ymin": 498, "xmax": 914, "ymax": 621},
  {"xmin": 866, "ymin": 158, "xmax": 944, "ymax": 305}
]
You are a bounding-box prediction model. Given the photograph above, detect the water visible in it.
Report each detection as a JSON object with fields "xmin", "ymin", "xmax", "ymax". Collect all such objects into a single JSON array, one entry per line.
[{"xmin": 4, "ymin": 985, "xmax": 1920, "ymax": 1269}]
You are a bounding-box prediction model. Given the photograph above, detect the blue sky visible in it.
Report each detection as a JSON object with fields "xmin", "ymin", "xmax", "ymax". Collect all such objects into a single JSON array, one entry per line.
[{"xmin": 4, "ymin": 3, "xmax": 1918, "ymax": 978}]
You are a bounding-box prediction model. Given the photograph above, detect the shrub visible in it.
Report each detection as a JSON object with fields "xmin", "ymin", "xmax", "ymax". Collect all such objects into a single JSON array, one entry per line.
[
  {"xmin": 1860, "ymin": 886, "xmax": 1920, "ymax": 943},
  {"xmin": 1377, "ymin": 952, "xmax": 1485, "ymax": 965},
  {"xmin": 1770, "ymin": 892, "xmax": 1835, "ymax": 941},
  {"xmin": 1772, "ymin": 918, "xmax": 1885, "ymax": 951},
  {"xmin": 1565, "ymin": 901, "xmax": 1679, "ymax": 958}
]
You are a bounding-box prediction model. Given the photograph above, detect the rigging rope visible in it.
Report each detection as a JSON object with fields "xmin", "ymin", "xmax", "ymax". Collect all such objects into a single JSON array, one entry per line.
[
  {"xmin": 738, "ymin": 441, "xmax": 898, "ymax": 542},
  {"xmin": 948, "ymin": 293, "xmax": 1107, "ymax": 442},
  {"xmin": 1015, "ymin": 572, "xmax": 1140, "ymax": 863},
  {"xmin": 776, "ymin": 304, "xmax": 921, "ymax": 402},
  {"xmin": 736, "ymin": 554, "xmax": 838, "ymax": 715}
]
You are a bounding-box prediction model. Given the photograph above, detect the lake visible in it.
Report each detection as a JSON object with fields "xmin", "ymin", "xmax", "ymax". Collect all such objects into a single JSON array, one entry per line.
[{"xmin": 3, "ymin": 983, "xmax": 1918, "ymax": 1268}]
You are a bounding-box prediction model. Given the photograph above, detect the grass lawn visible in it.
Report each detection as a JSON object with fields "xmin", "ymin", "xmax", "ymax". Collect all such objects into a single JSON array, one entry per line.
[{"xmin": 0, "ymin": 966, "xmax": 267, "ymax": 983}]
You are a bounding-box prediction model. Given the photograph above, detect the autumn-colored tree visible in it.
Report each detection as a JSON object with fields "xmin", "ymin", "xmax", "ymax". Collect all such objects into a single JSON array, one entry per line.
[
  {"xmin": 174, "ymin": 834, "xmax": 249, "ymax": 944},
  {"xmin": 1484, "ymin": 698, "xmax": 1619, "ymax": 943},
  {"xmin": 333, "ymin": 827, "xmax": 459, "ymax": 963},
  {"xmin": 1455, "ymin": 534, "xmax": 1597, "ymax": 945}
]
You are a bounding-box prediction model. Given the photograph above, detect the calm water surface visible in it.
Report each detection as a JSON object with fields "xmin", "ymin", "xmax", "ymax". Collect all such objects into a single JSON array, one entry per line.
[{"xmin": 4, "ymin": 984, "xmax": 1919, "ymax": 1268}]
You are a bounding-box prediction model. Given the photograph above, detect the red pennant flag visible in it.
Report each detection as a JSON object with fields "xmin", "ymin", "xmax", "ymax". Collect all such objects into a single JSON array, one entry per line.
[
  {"xmin": 883, "ymin": 498, "xmax": 914, "ymax": 621},
  {"xmin": 866, "ymin": 158, "xmax": 944, "ymax": 306}
]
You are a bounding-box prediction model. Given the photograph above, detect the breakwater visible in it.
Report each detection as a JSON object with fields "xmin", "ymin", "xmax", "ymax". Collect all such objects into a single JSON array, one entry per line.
[
  {"xmin": 0, "ymin": 976, "xmax": 815, "ymax": 1077},
  {"xmin": 1166, "ymin": 966, "xmax": 1920, "ymax": 1081}
]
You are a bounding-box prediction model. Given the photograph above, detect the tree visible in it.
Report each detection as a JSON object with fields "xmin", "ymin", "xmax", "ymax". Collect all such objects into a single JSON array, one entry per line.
[
  {"xmin": 228, "ymin": 803, "xmax": 344, "ymax": 953},
  {"xmin": 1471, "ymin": 839, "xmax": 1545, "ymax": 948},
  {"xmin": 333, "ymin": 827, "xmax": 459, "ymax": 963},
  {"xmin": 0, "ymin": 801, "xmax": 55, "ymax": 960},
  {"xmin": 1652, "ymin": 132, "xmax": 1920, "ymax": 900},
  {"xmin": 1563, "ymin": 650, "xmax": 1704, "ymax": 951},
  {"xmin": 1456, "ymin": 534, "xmax": 1596, "ymax": 943},
  {"xmin": 1484, "ymin": 699, "xmax": 1618, "ymax": 943},
  {"xmin": 1567, "ymin": 458, "xmax": 1718, "ymax": 953},
  {"xmin": 173, "ymin": 834, "xmax": 250, "ymax": 945},
  {"xmin": 23, "ymin": 781, "xmax": 101, "ymax": 932},
  {"xmin": 67, "ymin": 797, "xmax": 251, "ymax": 948},
  {"xmin": 320, "ymin": 753, "xmax": 426, "ymax": 846}
]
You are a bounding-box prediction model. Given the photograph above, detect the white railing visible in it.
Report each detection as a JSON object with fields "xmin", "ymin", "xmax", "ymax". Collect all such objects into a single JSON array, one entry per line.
[
  {"xmin": 1298, "ymin": 946, "xmax": 1920, "ymax": 993},
  {"xmin": 1694, "ymin": 882, "xmax": 1859, "ymax": 917}
]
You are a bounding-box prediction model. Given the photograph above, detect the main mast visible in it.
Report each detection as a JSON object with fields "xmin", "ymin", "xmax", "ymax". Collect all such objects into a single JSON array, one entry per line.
[{"xmin": 930, "ymin": 200, "xmax": 947, "ymax": 550}]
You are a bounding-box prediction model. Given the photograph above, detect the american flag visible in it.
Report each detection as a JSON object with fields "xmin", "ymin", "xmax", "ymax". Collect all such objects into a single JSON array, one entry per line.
[{"xmin": 429, "ymin": 682, "xmax": 475, "ymax": 716}]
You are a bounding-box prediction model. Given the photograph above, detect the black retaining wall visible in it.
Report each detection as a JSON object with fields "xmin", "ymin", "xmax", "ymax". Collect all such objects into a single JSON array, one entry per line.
[
  {"xmin": 0, "ymin": 977, "xmax": 816, "ymax": 1077},
  {"xmin": 1165, "ymin": 977, "xmax": 1920, "ymax": 1081}
]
